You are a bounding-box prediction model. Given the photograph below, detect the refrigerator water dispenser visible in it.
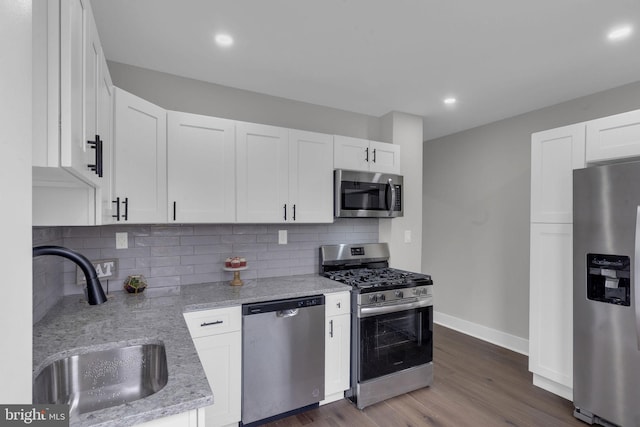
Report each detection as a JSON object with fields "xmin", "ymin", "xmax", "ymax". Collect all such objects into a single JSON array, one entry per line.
[{"xmin": 586, "ymin": 254, "xmax": 630, "ymax": 306}]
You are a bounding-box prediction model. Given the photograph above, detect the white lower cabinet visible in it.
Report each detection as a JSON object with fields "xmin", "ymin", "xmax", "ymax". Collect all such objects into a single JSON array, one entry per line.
[
  {"xmin": 184, "ymin": 307, "xmax": 241, "ymax": 427},
  {"xmin": 528, "ymin": 223, "xmax": 573, "ymax": 400},
  {"xmin": 135, "ymin": 408, "xmax": 204, "ymax": 427},
  {"xmin": 322, "ymin": 291, "xmax": 351, "ymax": 404}
]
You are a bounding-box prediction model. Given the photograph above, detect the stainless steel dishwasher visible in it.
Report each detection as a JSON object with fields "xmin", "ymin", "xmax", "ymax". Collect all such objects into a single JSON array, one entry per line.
[{"xmin": 241, "ymin": 295, "xmax": 325, "ymax": 426}]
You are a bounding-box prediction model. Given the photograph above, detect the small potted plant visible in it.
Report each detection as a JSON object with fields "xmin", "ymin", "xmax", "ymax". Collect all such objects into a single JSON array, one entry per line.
[{"xmin": 124, "ymin": 275, "xmax": 147, "ymax": 294}]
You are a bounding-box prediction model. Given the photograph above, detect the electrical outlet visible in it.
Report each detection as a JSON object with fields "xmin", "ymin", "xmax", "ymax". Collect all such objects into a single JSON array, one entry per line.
[
  {"xmin": 278, "ymin": 230, "xmax": 287, "ymax": 245},
  {"xmin": 404, "ymin": 230, "xmax": 412, "ymax": 243},
  {"xmin": 115, "ymin": 232, "xmax": 128, "ymax": 249}
]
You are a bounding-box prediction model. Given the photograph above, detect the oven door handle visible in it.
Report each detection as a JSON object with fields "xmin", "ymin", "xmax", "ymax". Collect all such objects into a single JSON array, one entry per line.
[{"xmin": 358, "ymin": 297, "xmax": 432, "ymax": 318}]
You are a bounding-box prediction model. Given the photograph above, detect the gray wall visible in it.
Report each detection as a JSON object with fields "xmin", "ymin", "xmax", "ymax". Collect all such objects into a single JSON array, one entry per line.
[
  {"xmin": 422, "ymin": 79, "xmax": 640, "ymax": 340},
  {"xmin": 108, "ymin": 61, "xmax": 382, "ymax": 140}
]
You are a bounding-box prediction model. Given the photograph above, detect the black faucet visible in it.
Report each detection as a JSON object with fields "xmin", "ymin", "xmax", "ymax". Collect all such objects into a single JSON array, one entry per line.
[{"xmin": 33, "ymin": 245, "xmax": 108, "ymax": 305}]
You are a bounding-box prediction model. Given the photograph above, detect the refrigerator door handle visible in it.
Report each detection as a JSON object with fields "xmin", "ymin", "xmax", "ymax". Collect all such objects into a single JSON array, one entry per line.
[{"xmin": 634, "ymin": 206, "xmax": 640, "ymax": 350}]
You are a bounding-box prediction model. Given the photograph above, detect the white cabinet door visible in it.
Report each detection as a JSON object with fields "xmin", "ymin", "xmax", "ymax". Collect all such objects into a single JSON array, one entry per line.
[
  {"xmin": 58, "ymin": 0, "xmax": 105, "ymax": 186},
  {"xmin": 322, "ymin": 291, "xmax": 351, "ymax": 404},
  {"xmin": 334, "ymin": 135, "xmax": 369, "ymax": 171},
  {"xmin": 324, "ymin": 314, "xmax": 350, "ymax": 401},
  {"xmin": 113, "ymin": 88, "xmax": 167, "ymax": 223},
  {"xmin": 236, "ymin": 122, "xmax": 289, "ymax": 223},
  {"xmin": 289, "ymin": 130, "xmax": 334, "ymax": 223},
  {"xmin": 529, "ymin": 223, "xmax": 573, "ymax": 400},
  {"xmin": 369, "ymin": 140, "xmax": 401, "ymax": 174},
  {"xmin": 586, "ymin": 109, "xmax": 640, "ymax": 164},
  {"xmin": 192, "ymin": 332, "xmax": 242, "ymax": 427},
  {"xmin": 530, "ymin": 124, "xmax": 585, "ymax": 224},
  {"xmin": 168, "ymin": 112, "xmax": 235, "ymax": 223},
  {"xmin": 97, "ymin": 54, "xmax": 114, "ymax": 224},
  {"xmin": 334, "ymin": 135, "xmax": 400, "ymax": 174}
]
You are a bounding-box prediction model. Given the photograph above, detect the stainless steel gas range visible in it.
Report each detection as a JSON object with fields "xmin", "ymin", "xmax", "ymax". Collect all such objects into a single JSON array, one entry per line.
[{"xmin": 320, "ymin": 242, "xmax": 434, "ymax": 409}]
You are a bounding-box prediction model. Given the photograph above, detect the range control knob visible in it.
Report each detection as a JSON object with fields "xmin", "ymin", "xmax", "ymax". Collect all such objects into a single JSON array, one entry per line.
[
  {"xmin": 369, "ymin": 294, "xmax": 377, "ymax": 303},
  {"xmin": 394, "ymin": 290, "xmax": 404, "ymax": 298},
  {"xmin": 377, "ymin": 293, "xmax": 385, "ymax": 302}
]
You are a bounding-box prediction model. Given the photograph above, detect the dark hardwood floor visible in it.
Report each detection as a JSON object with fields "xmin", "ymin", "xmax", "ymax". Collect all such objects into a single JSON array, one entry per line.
[{"xmin": 263, "ymin": 324, "xmax": 583, "ymax": 427}]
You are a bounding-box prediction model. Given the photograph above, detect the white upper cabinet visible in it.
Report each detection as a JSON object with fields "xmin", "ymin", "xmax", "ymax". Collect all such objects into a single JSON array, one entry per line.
[
  {"xmin": 530, "ymin": 123, "xmax": 585, "ymax": 224},
  {"xmin": 113, "ymin": 88, "xmax": 167, "ymax": 224},
  {"xmin": 236, "ymin": 124, "xmax": 334, "ymax": 223},
  {"xmin": 32, "ymin": 0, "xmax": 114, "ymax": 226},
  {"xmin": 289, "ymin": 130, "xmax": 334, "ymax": 223},
  {"xmin": 33, "ymin": 0, "xmax": 110, "ymax": 185},
  {"xmin": 60, "ymin": 0, "xmax": 105, "ymax": 186},
  {"xmin": 236, "ymin": 122, "xmax": 289, "ymax": 223},
  {"xmin": 369, "ymin": 140, "xmax": 401, "ymax": 174},
  {"xmin": 334, "ymin": 135, "xmax": 400, "ymax": 174},
  {"xmin": 96, "ymin": 54, "xmax": 114, "ymax": 225},
  {"xmin": 167, "ymin": 112, "xmax": 236, "ymax": 223},
  {"xmin": 586, "ymin": 109, "xmax": 640, "ymax": 164}
]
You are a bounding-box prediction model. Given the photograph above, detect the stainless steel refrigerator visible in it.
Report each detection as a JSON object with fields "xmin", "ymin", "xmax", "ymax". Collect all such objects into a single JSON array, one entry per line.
[{"xmin": 574, "ymin": 160, "xmax": 640, "ymax": 426}]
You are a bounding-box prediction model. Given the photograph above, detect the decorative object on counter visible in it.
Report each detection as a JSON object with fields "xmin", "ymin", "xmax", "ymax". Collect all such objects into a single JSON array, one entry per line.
[
  {"xmin": 225, "ymin": 256, "xmax": 247, "ymax": 268},
  {"xmin": 124, "ymin": 275, "xmax": 148, "ymax": 293},
  {"xmin": 224, "ymin": 257, "xmax": 248, "ymax": 286}
]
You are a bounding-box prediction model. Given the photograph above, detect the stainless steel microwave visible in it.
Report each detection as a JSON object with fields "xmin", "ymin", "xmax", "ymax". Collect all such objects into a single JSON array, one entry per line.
[{"xmin": 334, "ymin": 169, "xmax": 403, "ymax": 218}]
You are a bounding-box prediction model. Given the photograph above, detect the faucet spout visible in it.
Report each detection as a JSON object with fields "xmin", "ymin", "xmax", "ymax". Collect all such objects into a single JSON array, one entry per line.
[{"xmin": 33, "ymin": 245, "xmax": 107, "ymax": 305}]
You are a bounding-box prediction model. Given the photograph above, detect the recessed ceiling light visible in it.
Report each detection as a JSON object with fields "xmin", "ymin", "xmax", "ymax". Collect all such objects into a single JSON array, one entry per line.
[
  {"xmin": 607, "ymin": 25, "xmax": 632, "ymax": 41},
  {"xmin": 214, "ymin": 33, "xmax": 234, "ymax": 47},
  {"xmin": 443, "ymin": 97, "xmax": 457, "ymax": 105}
]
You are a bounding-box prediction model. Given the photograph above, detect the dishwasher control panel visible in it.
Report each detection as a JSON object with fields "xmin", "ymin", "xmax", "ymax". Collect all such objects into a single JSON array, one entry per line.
[{"xmin": 243, "ymin": 295, "xmax": 325, "ymax": 315}]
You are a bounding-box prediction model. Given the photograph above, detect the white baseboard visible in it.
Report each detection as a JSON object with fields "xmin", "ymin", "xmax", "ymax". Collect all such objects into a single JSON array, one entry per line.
[
  {"xmin": 533, "ymin": 373, "xmax": 573, "ymax": 401},
  {"xmin": 434, "ymin": 311, "xmax": 529, "ymax": 355},
  {"xmin": 320, "ymin": 392, "xmax": 346, "ymax": 406}
]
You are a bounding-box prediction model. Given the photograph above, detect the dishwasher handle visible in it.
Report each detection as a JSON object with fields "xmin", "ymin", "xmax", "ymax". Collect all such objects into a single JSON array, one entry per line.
[{"xmin": 277, "ymin": 309, "xmax": 299, "ymax": 318}]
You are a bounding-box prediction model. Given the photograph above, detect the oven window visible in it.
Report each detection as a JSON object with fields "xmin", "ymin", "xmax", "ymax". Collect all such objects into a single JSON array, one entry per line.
[{"xmin": 359, "ymin": 306, "xmax": 433, "ymax": 382}]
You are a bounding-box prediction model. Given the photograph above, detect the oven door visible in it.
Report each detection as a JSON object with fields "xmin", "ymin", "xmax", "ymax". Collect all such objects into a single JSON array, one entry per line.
[{"xmin": 357, "ymin": 301, "xmax": 433, "ymax": 382}]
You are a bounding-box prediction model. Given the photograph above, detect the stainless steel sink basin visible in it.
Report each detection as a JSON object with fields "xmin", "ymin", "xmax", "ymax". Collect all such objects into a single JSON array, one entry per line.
[{"xmin": 33, "ymin": 342, "xmax": 168, "ymax": 415}]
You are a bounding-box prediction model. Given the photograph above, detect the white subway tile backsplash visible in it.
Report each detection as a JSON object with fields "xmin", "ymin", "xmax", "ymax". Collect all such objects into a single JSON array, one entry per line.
[
  {"xmin": 136, "ymin": 256, "xmax": 181, "ymax": 268},
  {"xmin": 34, "ymin": 219, "xmax": 379, "ymax": 320},
  {"xmin": 180, "ymin": 235, "xmax": 222, "ymax": 246},
  {"xmin": 192, "ymin": 244, "xmax": 233, "ymax": 255},
  {"xmin": 150, "ymin": 246, "xmax": 195, "ymax": 257}
]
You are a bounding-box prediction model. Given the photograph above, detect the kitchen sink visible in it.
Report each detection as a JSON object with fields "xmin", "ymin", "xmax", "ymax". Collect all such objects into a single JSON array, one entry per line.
[{"xmin": 33, "ymin": 342, "xmax": 168, "ymax": 415}]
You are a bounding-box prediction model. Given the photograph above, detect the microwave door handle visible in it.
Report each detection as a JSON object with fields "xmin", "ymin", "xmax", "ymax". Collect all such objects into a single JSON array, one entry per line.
[
  {"xmin": 634, "ymin": 206, "xmax": 640, "ymax": 350},
  {"xmin": 387, "ymin": 178, "xmax": 396, "ymax": 216}
]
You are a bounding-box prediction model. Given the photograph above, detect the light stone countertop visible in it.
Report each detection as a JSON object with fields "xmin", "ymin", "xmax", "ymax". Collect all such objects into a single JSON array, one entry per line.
[{"xmin": 33, "ymin": 274, "xmax": 350, "ymax": 427}]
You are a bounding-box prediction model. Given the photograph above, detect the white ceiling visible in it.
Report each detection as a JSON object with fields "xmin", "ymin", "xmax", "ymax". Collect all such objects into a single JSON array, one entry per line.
[{"xmin": 91, "ymin": 0, "xmax": 640, "ymax": 141}]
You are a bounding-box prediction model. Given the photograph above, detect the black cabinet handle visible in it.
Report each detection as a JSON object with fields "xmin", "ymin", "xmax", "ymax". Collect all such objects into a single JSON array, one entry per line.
[
  {"xmin": 365, "ymin": 147, "xmax": 369, "ymax": 162},
  {"xmin": 123, "ymin": 197, "xmax": 129, "ymax": 221},
  {"xmin": 372, "ymin": 148, "xmax": 376, "ymax": 163},
  {"xmin": 87, "ymin": 135, "xmax": 103, "ymax": 177},
  {"xmin": 112, "ymin": 197, "xmax": 120, "ymax": 221},
  {"xmin": 329, "ymin": 319, "xmax": 334, "ymax": 338},
  {"xmin": 200, "ymin": 320, "xmax": 223, "ymax": 327},
  {"xmin": 293, "ymin": 204, "xmax": 296, "ymax": 221},
  {"xmin": 173, "ymin": 201, "xmax": 176, "ymax": 221},
  {"xmin": 284, "ymin": 203, "xmax": 287, "ymax": 221}
]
